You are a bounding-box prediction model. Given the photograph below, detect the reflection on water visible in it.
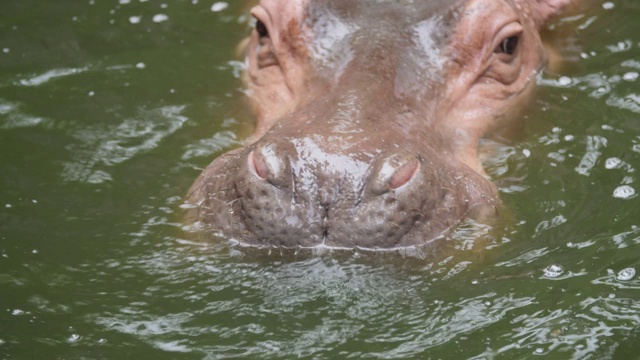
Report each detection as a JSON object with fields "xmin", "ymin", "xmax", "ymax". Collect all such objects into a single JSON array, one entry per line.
[
  {"xmin": 62, "ymin": 105, "xmax": 188, "ymax": 184},
  {"xmin": 0, "ymin": 0, "xmax": 639, "ymax": 359}
]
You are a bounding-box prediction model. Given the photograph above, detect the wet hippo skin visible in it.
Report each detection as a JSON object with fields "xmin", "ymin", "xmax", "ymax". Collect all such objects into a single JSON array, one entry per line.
[{"xmin": 186, "ymin": 0, "xmax": 574, "ymax": 249}]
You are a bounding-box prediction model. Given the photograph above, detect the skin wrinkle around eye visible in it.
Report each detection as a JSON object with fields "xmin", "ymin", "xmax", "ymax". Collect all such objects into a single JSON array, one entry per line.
[{"xmin": 246, "ymin": 1, "xmax": 310, "ymax": 137}]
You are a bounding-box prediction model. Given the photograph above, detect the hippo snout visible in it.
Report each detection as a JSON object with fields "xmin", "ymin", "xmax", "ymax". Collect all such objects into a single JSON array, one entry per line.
[{"xmin": 192, "ymin": 136, "xmax": 497, "ymax": 249}]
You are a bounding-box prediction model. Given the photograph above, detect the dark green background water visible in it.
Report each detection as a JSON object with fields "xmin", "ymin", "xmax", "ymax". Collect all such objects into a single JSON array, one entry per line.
[{"xmin": 1, "ymin": 1, "xmax": 639, "ymax": 359}]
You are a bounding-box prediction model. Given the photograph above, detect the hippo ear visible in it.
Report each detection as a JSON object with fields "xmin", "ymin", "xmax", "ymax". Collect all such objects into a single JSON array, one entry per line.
[{"xmin": 535, "ymin": 0, "xmax": 574, "ymax": 24}]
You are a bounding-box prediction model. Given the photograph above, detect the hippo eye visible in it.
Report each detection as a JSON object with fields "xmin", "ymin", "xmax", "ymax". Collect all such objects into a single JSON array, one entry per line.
[
  {"xmin": 255, "ymin": 19, "xmax": 269, "ymax": 38},
  {"xmin": 496, "ymin": 36, "xmax": 519, "ymax": 55}
]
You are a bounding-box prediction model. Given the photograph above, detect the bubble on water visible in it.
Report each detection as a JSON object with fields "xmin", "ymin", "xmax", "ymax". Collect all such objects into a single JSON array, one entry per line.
[
  {"xmin": 617, "ymin": 268, "xmax": 636, "ymax": 281},
  {"xmin": 558, "ymin": 76, "xmax": 572, "ymax": 86},
  {"xmin": 602, "ymin": 2, "xmax": 615, "ymax": 10},
  {"xmin": 564, "ymin": 135, "xmax": 574, "ymax": 141},
  {"xmin": 534, "ymin": 348, "xmax": 545, "ymax": 354},
  {"xmin": 11, "ymin": 309, "xmax": 24, "ymax": 316},
  {"xmin": 136, "ymin": 62, "xmax": 146, "ymax": 69},
  {"xmin": 129, "ymin": 16, "xmax": 142, "ymax": 24},
  {"xmin": 0, "ymin": 339, "xmax": 4, "ymax": 346},
  {"xmin": 211, "ymin": 2, "xmax": 228, "ymax": 12},
  {"xmin": 608, "ymin": 293, "xmax": 616, "ymax": 299},
  {"xmin": 32, "ymin": 249, "xmax": 38, "ymax": 254},
  {"xmin": 179, "ymin": 202, "xmax": 199, "ymax": 209},
  {"xmin": 119, "ymin": 0, "xmax": 131, "ymax": 4},
  {"xmin": 67, "ymin": 334, "xmax": 81, "ymax": 343},
  {"xmin": 471, "ymin": 279, "xmax": 479, "ymax": 285},
  {"xmin": 543, "ymin": 264, "xmax": 565, "ymax": 278},
  {"xmin": 97, "ymin": 338, "xmax": 107, "ymax": 344},
  {"xmin": 161, "ymin": 3, "xmax": 168, "ymax": 9},
  {"xmin": 613, "ymin": 185, "xmax": 636, "ymax": 199},
  {"xmin": 623, "ymin": 72, "xmax": 639, "ymax": 81},
  {"xmin": 192, "ymin": 0, "xmax": 198, "ymax": 3},
  {"xmin": 522, "ymin": 149, "xmax": 531, "ymax": 158},
  {"xmin": 2, "ymin": 48, "xmax": 9, "ymax": 54},
  {"xmin": 5, "ymin": 204, "xmax": 11, "ymax": 208},
  {"xmin": 88, "ymin": 91, "xmax": 95, "ymax": 97},
  {"xmin": 605, "ymin": 157, "xmax": 622, "ymax": 169},
  {"xmin": 153, "ymin": 14, "xmax": 168, "ymax": 23}
]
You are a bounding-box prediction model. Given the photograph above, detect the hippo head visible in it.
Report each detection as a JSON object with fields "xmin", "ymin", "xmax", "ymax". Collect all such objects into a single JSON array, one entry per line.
[{"xmin": 186, "ymin": 0, "xmax": 572, "ymax": 249}]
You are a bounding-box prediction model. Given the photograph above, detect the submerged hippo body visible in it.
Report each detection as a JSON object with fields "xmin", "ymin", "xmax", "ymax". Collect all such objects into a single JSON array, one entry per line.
[{"xmin": 187, "ymin": 0, "xmax": 573, "ymax": 249}]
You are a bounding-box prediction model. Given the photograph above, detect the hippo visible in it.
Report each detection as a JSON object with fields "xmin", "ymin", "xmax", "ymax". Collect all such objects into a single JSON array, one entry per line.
[{"xmin": 186, "ymin": 0, "xmax": 574, "ymax": 249}]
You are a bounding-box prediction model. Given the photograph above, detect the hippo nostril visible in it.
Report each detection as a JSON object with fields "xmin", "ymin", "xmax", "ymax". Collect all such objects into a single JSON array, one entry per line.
[
  {"xmin": 388, "ymin": 158, "xmax": 420, "ymax": 190},
  {"xmin": 248, "ymin": 149, "xmax": 270, "ymax": 180},
  {"xmin": 369, "ymin": 154, "xmax": 421, "ymax": 195},
  {"xmin": 247, "ymin": 145, "xmax": 291, "ymax": 188}
]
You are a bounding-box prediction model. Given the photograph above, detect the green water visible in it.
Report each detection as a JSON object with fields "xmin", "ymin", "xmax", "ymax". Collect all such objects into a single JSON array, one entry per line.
[{"xmin": 1, "ymin": 1, "xmax": 639, "ymax": 359}]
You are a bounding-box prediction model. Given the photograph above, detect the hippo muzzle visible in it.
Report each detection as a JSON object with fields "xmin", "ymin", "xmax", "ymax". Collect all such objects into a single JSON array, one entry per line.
[{"xmin": 190, "ymin": 115, "xmax": 499, "ymax": 248}]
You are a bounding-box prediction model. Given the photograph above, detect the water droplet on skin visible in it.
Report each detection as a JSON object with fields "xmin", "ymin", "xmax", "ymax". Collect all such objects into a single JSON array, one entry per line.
[
  {"xmin": 617, "ymin": 268, "xmax": 636, "ymax": 281},
  {"xmin": 543, "ymin": 264, "xmax": 565, "ymax": 278},
  {"xmin": 211, "ymin": 2, "xmax": 228, "ymax": 12},
  {"xmin": 613, "ymin": 185, "xmax": 636, "ymax": 199}
]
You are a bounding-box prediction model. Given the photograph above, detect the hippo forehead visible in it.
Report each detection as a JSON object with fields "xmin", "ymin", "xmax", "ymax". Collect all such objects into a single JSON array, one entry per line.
[{"xmin": 303, "ymin": 0, "xmax": 463, "ymax": 87}]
